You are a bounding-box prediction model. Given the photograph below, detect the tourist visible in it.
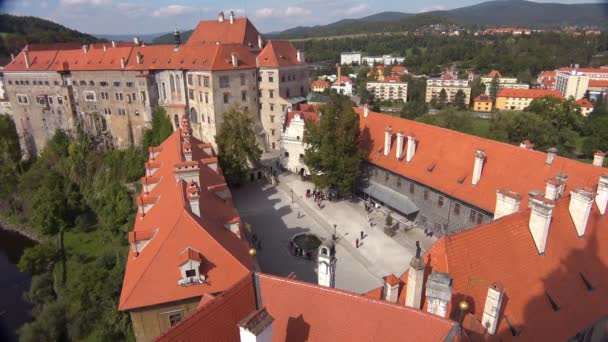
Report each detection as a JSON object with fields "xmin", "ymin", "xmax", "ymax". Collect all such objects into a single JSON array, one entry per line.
[
  {"xmin": 360, "ymin": 231, "xmax": 364, "ymax": 239},
  {"xmin": 356, "ymin": 238, "xmax": 359, "ymax": 248}
]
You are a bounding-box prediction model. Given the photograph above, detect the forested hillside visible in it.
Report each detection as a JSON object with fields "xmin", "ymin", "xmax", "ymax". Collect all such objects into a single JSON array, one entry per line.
[{"xmin": 0, "ymin": 14, "xmax": 101, "ymax": 64}]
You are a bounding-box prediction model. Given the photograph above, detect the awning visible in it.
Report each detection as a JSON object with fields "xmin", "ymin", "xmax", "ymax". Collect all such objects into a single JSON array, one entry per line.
[{"xmin": 359, "ymin": 180, "xmax": 419, "ymax": 215}]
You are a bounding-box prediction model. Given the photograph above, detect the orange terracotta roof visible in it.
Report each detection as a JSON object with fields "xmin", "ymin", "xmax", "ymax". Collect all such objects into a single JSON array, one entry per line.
[
  {"xmin": 558, "ymin": 67, "xmax": 608, "ymax": 74},
  {"xmin": 384, "ymin": 274, "xmax": 401, "ymax": 286},
  {"xmin": 391, "ymin": 66, "xmax": 407, "ymax": 73},
  {"xmin": 376, "ymin": 65, "xmax": 385, "ymax": 70},
  {"xmin": 186, "ymin": 17, "xmax": 261, "ymax": 49},
  {"xmin": 474, "ymin": 95, "xmax": 492, "ymax": 103},
  {"xmin": 576, "ymin": 98, "xmax": 594, "ymax": 108},
  {"xmin": 539, "ymin": 70, "xmax": 556, "ymax": 77},
  {"xmin": 383, "ymin": 76, "xmax": 403, "ymax": 83},
  {"xmin": 589, "ymin": 80, "xmax": 608, "ymax": 88},
  {"xmin": 333, "ymin": 75, "xmax": 352, "ymax": 85},
  {"xmin": 286, "ymin": 106, "xmax": 319, "ymax": 127},
  {"xmin": 257, "ymin": 40, "xmax": 304, "ymax": 68},
  {"xmin": 311, "ymin": 79, "xmax": 330, "ymax": 88},
  {"xmin": 497, "ymin": 88, "xmax": 562, "ymax": 99},
  {"xmin": 119, "ymin": 130, "xmax": 252, "ymax": 311},
  {"xmin": 355, "ymin": 108, "xmax": 605, "ymax": 213},
  {"xmin": 487, "ymin": 70, "xmax": 502, "ymax": 78},
  {"xmin": 178, "ymin": 247, "xmax": 203, "ymax": 265}
]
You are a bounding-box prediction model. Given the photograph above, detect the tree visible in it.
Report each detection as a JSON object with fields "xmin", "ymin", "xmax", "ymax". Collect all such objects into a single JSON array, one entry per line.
[
  {"xmin": 216, "ymin": 106, "xmax": 262, "ymax": 184},
  {"xmin": 453, "ymin": 90, "xmax": 467, "ymax": 110},
  {"xmin": 142, "ymin": 107, "xmax": 173, "ymax": 149},
  {"xmin": 489, "ymin": 75, "xmax": 500, "ymax": 102},
  {"xmin": 400, "ymin": 101, "xmax": 428, "ymax": 120},
  {"xmin": 583, "ymin": 90, "xmax": 591, "ymax": 101},
  {"xmin": 0, "ymin": 114, "xmax": 22, "ymax": 206},
  {"xmin": 469, "ymin": 78, "xmax": 485, "ymax": 107},
  {"xmin": 303, "ymin": 95, "xmax": 363, "ymax": 195},
  {"xmin": 18, "ymin": 300, "xmax": 68, "ymax": 342},
  {"xmin": 438, "ymin": 89, "xmax": 448, "ymax": 109},
  {"xmin": 18, "ymin": 243, "xmax": 59, "ymax": 275}
]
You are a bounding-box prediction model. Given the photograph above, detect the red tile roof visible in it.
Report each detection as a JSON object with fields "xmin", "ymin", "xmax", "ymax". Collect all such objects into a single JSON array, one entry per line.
[
  {"xmin": 391, "ymin": 66, "xmax": 407, "ymax": 74},
  {"xmin": 186, "ymin": 16, "xmax": 261, "ymax": 49},
  {"xmin": 119, "ymin": 128, "xmax": 253, "ymax": 311},
  {"xmin": 497, "ymin": 88, "xmax": 562, "ymax": 99},
  {"xmin": 286, "ymin": 106, "xmax": 319, "ymax": 127},
  {"xmin": 486, "ymin": 70, "xmax": 502, "ymax": 78},
  {"xmin": 474, "ymin": 95, "xmax": 492, "ymax": 103},
  {"xmin": 383, "ymin": 76, "xmax": 403, "ymax": 83},
  {"xmin": 333, "ymin": 75, "xmax": 352, "ymax": 85},
  {"xmin": 576, "ymin": 98, "xmax": 594, "ymax": 108},
  {"xmin": 588, "ymin": 80, "xmax": 608, "ymax": 88},
  {"xmin": 355, "ymin": 108, "xmax": 605, "ymax": 213},
  {"xmin": 256, "ymin": 40, "xmax": 304, "ymax": 68},
  {"xmin": 558, "ymin": 67, "xmax": 608, "ymax": 74},
  {"xmin": 311, "ymin": 79, "xmax": 330, "ymax": 88}
]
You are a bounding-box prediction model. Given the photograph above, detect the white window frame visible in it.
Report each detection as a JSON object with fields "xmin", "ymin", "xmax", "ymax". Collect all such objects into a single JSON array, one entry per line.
[
  {"xmin": 17, "ymin": 94, "xmax": 29, "ymax": 105},
  {"xmin": 84, "ymin": 91, "xmax": 96, "ymax": 102}
]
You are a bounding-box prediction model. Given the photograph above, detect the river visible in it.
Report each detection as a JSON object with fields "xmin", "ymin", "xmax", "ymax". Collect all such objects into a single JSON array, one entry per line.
[{"xmin": 0, "ymin": 226, "xmax": 35, "ymax": 342}]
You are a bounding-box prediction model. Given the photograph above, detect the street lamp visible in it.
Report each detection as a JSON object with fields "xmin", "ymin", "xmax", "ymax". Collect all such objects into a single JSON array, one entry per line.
[
  {"xmin": 291, "ymin": 189, "xmax": 294, "ymax": 203},
  {"xmin": 332, "ymin": 224, "xmax": 337, "ymax": 241}
]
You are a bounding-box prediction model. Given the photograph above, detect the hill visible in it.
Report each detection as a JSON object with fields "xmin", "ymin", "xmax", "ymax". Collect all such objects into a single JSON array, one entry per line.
[
  {"xmin": 153, "ymin": 30, "xmax": 194, "ymax": 45},
  {"xmin": 95, "ymin": 32, "xmax": 167, "ymax": 43},
  {"xmin": 0, "ymin": 14, "xmax": 102, "ymax": 64}
]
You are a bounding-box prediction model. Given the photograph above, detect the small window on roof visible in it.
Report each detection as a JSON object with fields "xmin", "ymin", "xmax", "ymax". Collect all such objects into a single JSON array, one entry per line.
[{"xmin": 545, "ymin": 291, "xmax": 560, "ymax": 312}]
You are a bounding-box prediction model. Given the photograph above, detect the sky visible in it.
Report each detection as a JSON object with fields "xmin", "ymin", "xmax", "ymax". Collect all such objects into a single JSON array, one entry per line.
[{"xmin": 0, "ymin": 0, "xmax": 604, "ymax": 35}]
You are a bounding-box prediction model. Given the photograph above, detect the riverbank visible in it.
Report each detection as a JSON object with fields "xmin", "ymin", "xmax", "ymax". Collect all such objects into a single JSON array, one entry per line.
[{"xmin": 0, "ymin": 215, "xmax": 42, "ymax": 243}]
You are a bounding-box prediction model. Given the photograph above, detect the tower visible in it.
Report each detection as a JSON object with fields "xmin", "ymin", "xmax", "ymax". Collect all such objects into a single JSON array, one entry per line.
[
  {"xmin": 317, "ymin": 241, "xmax": 336, "ymax": 288},
  {"xmin": 173, "ymin": 28, "xmax": 181, "ymax": 47}
]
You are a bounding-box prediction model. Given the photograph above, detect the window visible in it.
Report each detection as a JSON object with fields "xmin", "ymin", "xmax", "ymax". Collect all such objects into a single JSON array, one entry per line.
[
  {"xmin": 258, "ymin": 74, "xmax": 262, "ymax": 82},
  {"xmin": 187, "ymin": 74, "xmax": 193, "ymax": 86},
  {"xmin": 7, "ymin": 80, "xmax": 12, "ymax": 85},
  {"xmin": 469, "ymin": 209, "xmax": 477, "ymax": 223},
  {"xmin": 269, "ymin": 90, "xmax": 274, "ymax": 99},
  {"xmin": 454, "ymin": 203, "xmax": 461, "ymax": 216},
  {"xmin": 161, "ymin": 82, "xmax": 167, "ymax": 100},
  {"xmin": 270, "ymin": 115, "xmax": 275, "ymax": 123},
  {"xmin": 79, "ymin": 80, "xmax": 86, "ymax": 86},
  {"xmin": 219, "ymin": 76, "xmax": 229, "ymax": 88},
  {"xmin": 36, "ymin": 96, "xmax": 46, "ymax": 106},
  {"xmin": 89, "ymin": 80, "xmax": 94, "ymax": 86},
  {"xmin": 385, "ymin": 172, "xmax": 389, "ymax": 182},
  {"xmin": 271, "ymin": 129, "xmax": 275, "ymax": 136},
  {"xmin": 397, "ymin": 179, "xmax": 401, "ymax": 188},
  {"xmin": 48, "ymin": 97, "xmax": 53, "ymax": 105},
  {"xmin": 424, "ymin": 189, "xmax": 429, "ymax": 201},
  {"xmin": 284, "ymin": 152, "xmax": 289, "ymax": 158},
  {"xmin": 374, "ymin": 169, "xmax": 378, "ymax": 177},
  {"xmin": 240, "ymin": 74, "xmax": 246, "ymax": 86},
  {"xmin": 126, "ymin": 94, "xmax": 132, "ymax": 103},
  {"xmin": 223, "ymin": 93, "xmax": 229, "ymax": 104},
  {"xmin": 57, "ymin": 96, "xmax": 63, "ymax": 105},
  {"xmin": 270, "ymin": 104, "xmax": 274, "ymax": 111},
  {"xmin": 84, "ymin": 91, "xmax": 96, "ymax": 102},
  {"xmin": 272, "ymin": 142, "xmax": 276, "ymax": 149},
  {"xmin": 168, "ymin": 312, "xmax": 183, "ymax": 327},
  {"xmin": 113, "ymin": 81, "xmax": 120, "ymax": 87},
  {"xmin": 185, "ymin": 269, "xmax": 196, "ymax": 277},
  {"xmin": 204, "ymin": 93, "xmax": 209, "ymax": 104},
  {"xmin": 438, "ymin": 196, "xmax": 444, "ymax": 208},
  {"xmin": 286, "ymin": 89, "xmax": 290, "ymax": 98},
  {"xmin": 100, "ymin": 81, "xmax": 108, "ymax": 87},
  {"xmin": 188, "ymin": 89, "xmax": 194, "ymax": 100},
  {"xmin": 140, "ymin": 91, "xmax": 146, "ymax": 102},
  {"xmin": 299, "ymin": 153, "xmax": 304, "ymax": 159},
  {"xmin": 476, "ymin": 212, "xmax": 483, "ymax": 225},
  {"xmin": 268, "ymin": 73, "xmax": 274, "ymax": 83},
  {"xmin": 199, "ymin": 92, "xmax": 203, "ymax": 102},
  {"xmin": 17, "ymin": 94, "xmax": 29, "ymax": 104},
  {"xmin": 281, "ymin": 75, "xmax": 285, "ymax": 82},
  {"xmin": 33, "ymin": 80, "xmax": 38, "ymax": 85},
  {"xmin": 203, "ymin": 76, "xmax": 209, "ymax": 87},
  {"xmin": 197, "ymin": 75, "xmax": 202, "ymax": 86},
  {"xmin": 126, "ymin": 81, "xmax": 134, "ymax": 87},
  {"xmin": 241, "ymin": 90, "xmax": 247, "ymax": 102}
]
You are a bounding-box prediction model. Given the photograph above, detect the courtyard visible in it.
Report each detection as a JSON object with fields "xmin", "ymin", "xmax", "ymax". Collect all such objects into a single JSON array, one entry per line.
[{"xmin": 232, "ymin": 173, "xmax": 436, "ymax": 294}]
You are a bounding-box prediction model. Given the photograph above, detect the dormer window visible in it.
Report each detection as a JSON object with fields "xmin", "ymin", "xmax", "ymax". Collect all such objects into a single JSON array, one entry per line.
[{"xmin": 178, "ymin": 247, "xmax": 205, "ymax": 286}]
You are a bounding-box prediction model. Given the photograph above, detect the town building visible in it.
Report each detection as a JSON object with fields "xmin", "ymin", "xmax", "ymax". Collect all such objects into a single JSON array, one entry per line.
[
  {"xmin": 391, "ymin": 66, "xmax": 408, "ymax": 76},
  {"xmin": 340, "ymin": 51, "xmax": 362, "ymax": 65},
  {"xmin": 354, "ymin": 106, "xmax": 605, "ymax": 236},
  {"xmin": 576, "ymin": 98, "xmax": 594, "ymax": 116},
  {"xmin": 587, "ymin": 79, "xmax": 608, "ymax": 99},
  {"xmin": 425, "ymin": 76, "xmax": 471, "ymax": 106},
  {"xmin": 495, "ymin": 89, "xmax": 563, "ymax": 111},
  {"xmin": 536, "ymin": 70, "xmax": 557, "ymax": 89},
  {"xmin": 331, "ymin": 76, "xmax": 353, "ymax": 96},
  {"xmin": 363, "ymin": 173, "xmax": 608, "ymax": 341},
  {"xmin": 480, "ymin": 70, "xmax": 529, "ymax": 95},
  {"xmin": 361, "ymin": 54, "xmax": 405, "ymax": 65},
  {"xmin": 473, "ymin": 95, "xmax": 493, "ymax": 112},
  {"xmin": 279, "ymin": 104, "xmax": 318, "ymax": 176},
  {"xmin": 0, "ymin": 68, "xmax": 7, "ymax": 100},
  {"xmin": 310, "ymin": 79, "xmax": 330, "ymax": 92},
  {"xmin": 366, "ymin": 77, "xmax": 408, "ymax": 102},
  {"xmin": 555, "ymin": 70, "xmax": 590, "ymax": 100}
]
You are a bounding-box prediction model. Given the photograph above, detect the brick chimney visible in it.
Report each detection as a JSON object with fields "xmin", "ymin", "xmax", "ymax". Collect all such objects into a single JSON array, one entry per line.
[
  {"xmin": 229, "ymin": 11, "xmax": 235, "ymax": 24},
  {"xmin": 472, "ymin": 149, "xmax": 486, "ymax": 186},
  {"xmin": 545, "ymin": 177, "xmax": 563, "ymax": 201},
  {"xmin": 231, "ymin": 53, "xmax": 239, "ymax": 68},
  {"xmin": 238, "ymin": 307, "xmax": 274, "ymax": 342},
  {"xmin": 382, "ymin": 275, "xmax": 400, "ymax": 303},
  {"xmin": 546, "ymin": 147, "xmax": 558, "ymax": 165},
  {"xmin": 569, "ymin": 187, "xmax": 594, "ymax": 237},
  {"xmin": 187, "ymin": 181, "xmax": 201, "ymax": 217},
  {"xmin": 494, "ymin": 189, "xmax": 521, "ymax": 220},
  {"xmin": 481, "ymin": 283, "xmax": 504, "ymax": 335},
  {"xmin": 218, "ymin": 11, "xmax": 225, "ymax": 22},
  {"xmin": 395, "ymin": 132, "xmax": 405, "ymax": 159},
  {"xmin": 82, "ymin": 44, "xmax": 88, "ymax": 54},
  {"xmin": 528, "ymin": 195, "xmax": 555, "ymax": 255},
  {"xmin": 425, "ymin": 272, "xmax": 452, "ymax": 318},
  {"xmin": 596, "ymin": 175, "xmax": 608, "ymax": 215},
  {"xmin": 556, "ymin": 172, "xmax": 568, "ymax": 195},
  {"xmin": 363, "ymin": 104, "xmax": 369, "ymax": 118},
  {"xmin": 593, "ymin": 151, "xmax": 605, "ymax": 167},
  {"xmin": 405, "ymin": 241, "xmax": 425, "ymax": 309},
  {"xmin": 384, "ymin": 127, "xmax": 392, "ymax": 156},
  {"xmin": 406, "ymin": 135, "xmax": 416, "ymax": 162},
  {"xmin": 24, "ymin": 51, "xmax": 30, "ymax": 68}
]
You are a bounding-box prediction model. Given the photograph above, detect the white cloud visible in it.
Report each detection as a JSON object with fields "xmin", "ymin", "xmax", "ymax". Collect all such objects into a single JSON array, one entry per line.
[
  {"xmin": 255, "ymin": 8, "xmax": 276, "ymax": 18},
  {"xmin": 152, "ymin": 5, "xmax": 193, "ymax": 17},
  {"xmin": 223, "ymin": 8, "xmax": 245, "ymax": 15},
  {"xmin": 60, "ymin": 0, "xmax": 111, "ymax": 5},
  {"xmin": 255, "ymin": 6, "xmax": 311, "ymax": 18},
  {"xmin": 417, "ymin": 5, "xmax": 446, "ymax": 13},
  {"xmin": 285, "ymin": 7, "xmax": 311, "ymax": 16},
  {"xmin": 345, "ymin": 3, "xmax": 369, "ymax": 15}
]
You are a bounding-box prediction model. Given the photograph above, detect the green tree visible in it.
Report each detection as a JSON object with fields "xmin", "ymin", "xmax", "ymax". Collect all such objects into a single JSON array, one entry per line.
[
  {"xmin": 31, "ymin": 172, "xmax": 72, "ymax": 235},
  {"xmin": 303, "ymin": 95, "xmax": 363, "ymax": 195},
  {"xmin": 489, "ymin": 75, "xmax": 500, "ymax": 102},
  {"xmin": 0, "ymin": 114, "xmax": 22, "ymax": 206},
  {"xmin": 453, "ymin": 90, "xmax": 467, "ymax": 110},
  {"xmin": 18, "ymin": 243, "xmax": 59, "ymax": 275},
  {"xmin": 142, "ymin": 107, "xmax": 173, "ymax": 149},
  {"xmin": 18, "ymin": 300, "xmax": 68, "ymax": 342},
  {"xmin": 400, "ymin": 101, "xmax": 428, "ymax": 120},
  {"xmin": 216, "ymin": 106, "xmax": 262, "ymax": 184},
  {"xmin": 469, "ymin": 78, "xmax": 485, "ymax": 107},
  {"xmin": 438, "ymin": 89, "xmax": 448, "ymax": 109}
]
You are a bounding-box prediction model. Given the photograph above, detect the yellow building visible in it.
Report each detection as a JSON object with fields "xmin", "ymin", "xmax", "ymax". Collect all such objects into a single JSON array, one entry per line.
[
  {"xmin": 495, "ymin": 89, "xmax": 563, "ymax": 111},
  {"xmin": 473, "ymin": 95, "xmax": 493, "ymax": 112}
]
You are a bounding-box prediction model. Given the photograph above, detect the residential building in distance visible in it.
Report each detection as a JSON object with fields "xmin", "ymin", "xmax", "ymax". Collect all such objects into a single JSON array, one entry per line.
[
  {"xmin": 367, "ymin": 77, "xmax": 408, "ymax": 102},
  {"xmin": 340, "ymin": 51, "xmax": 362, "ymax": 65},
  {"xmin": 391, "ymin": 65, "xmax": 408, "ymax": 76},
  {"xmin": 0, "ymin": 68, "xmax": 7, "ymax": 100},
  {"xmin": 473, "ymin": 94, "xmax": 493, "ymax": 112},
  {"xmin": 480, "ymin": 70, "xmax": 529, "ymax": 95},
  {"xmin": 310, "ymin": 79, "xmax": 330, "ymax": 92},
  {"xmin": 361, "ymin": 54, "xmax": 405, "ymax": 65},
  {"xmin": 537, "ymin": 70, "xmax": 557, "ymax": 89},
  {"xmin": 331, "ymin": 76, "xmax": 353, "ymax": 96},
  {"xmin": 425, "ymin": 75, "xmax": 471, "ymax": 105},
  {"xmin": 588, "ymin": 79, "xmax": 608, "ymax": 99},
  {"xmin": 576, "ymin": 98, "xmax": 594, "ymax": 116},
  {"xmin": 495, "ymin": 89, "xmax": 563, "ymax": 111},
  {"xmin": 555, "ymin": 69, "xmax": 590, "ymax": 100},
  {"xmin": 280, "ymin": 104, "xmax": 318, "ymax": 176}
]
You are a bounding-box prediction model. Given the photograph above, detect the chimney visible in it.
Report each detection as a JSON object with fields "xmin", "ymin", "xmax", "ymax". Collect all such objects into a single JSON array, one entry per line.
[
  {"xmin": 528, "ymin": 195, "xmax": 555, "ymax": 255},
  {"xmin": 406, "ymin": 135, "xmax": 416, "ymax": 162},
  {"xmin": 82, "ymin": 44, "xmax": 88, "ymax": 54},
  {"xmin": 136, "ymin": 52, "xmax": 142, "ymax": 64},
  {"xmin": 546, "ymin": 147, "xmax": 558, "ymax": 165},
  {"xmin": 218, "ymin": 11, "xmax": 225, "ymax": 22},
  {"xmin": 472, "ymin": 149, "xmax": 486, "ymax": 186},
  {"xmin": 258, "ymin": 35, "xmax": 263, "ymax": 49},
  {"xmin": 425, "ymin": 272, "xmax": 452, "ymax": 318},
  {"xmin": 231, "ymin": 53, "xmax": 238, "ymax": 68},
  {"xmin": 296, "ymin": 50, "xmax": 305, "ymax": 63},
  {"xmin": 545, "ymin": 178, "xmax": 563, "ymax": 201},
  {"xmin": 569, "ymin": 187, "xmax": 594, "ymax": 237},
  {"xmin": 494, "ymin": 189, "xmax": 521, "ymax": 219},
  {"xmin": 120, "ymin": 57, "xmax": 125, "ymax": 69},
  {"xmin": 229, "ymin": 11, "xmax": 235, "ymax": 24},
  {"xmin": 519, "ymin": 140, "xmax": 534, "ymax": 150},
  {"xmin": 363, "ymin": 104, "xmax": 369, "ymax": 118},
  {"xmin": 187, "ymin": 181, "xmax": 201, "ymax": 217},
  {"xmin": 384, "ymin": 127, "xmax": 392, "ymax": 156},
  {"xmin": 382, "ymin": 275, "xmax": 400, "ymax": 303},
  {"xmin": 556, "ymin": 172, "xmax": 568, "ymax": 195},
  {"xmin": 173, "ymin": 28, "xmax": 181, "ymax": 47},
  {"xmin": 481, "ymin": 283, "xmax": 505, "ymax": 335},
  {"xmin": 337, "ymin": 64, "xmax": 341, "ymax": 85},
  {"xmin": 317, "ymin": 242, "xmax": 336, "ymax": 288},
  {"xmin": 103, "ymin": 44, "xmax": 107, "ymax": 52},
  {"xmin": 238, "ymin": 307, "xmax": 274, "ymax": 342},
  {"xmin": 10, "ymin": 53, "xmax": 15, "ymax": 62},
  {"xmin": 596, "ymin": 175, "xmax": 608, "ymax": 215},
  {"xmin": 183, "ymin": 144, "xmax": 193, "ymax": 162},
  {"xmin": 396, "ymin": 132, "xmax": 405, "ymax": 159},
  {"xmin": 133, "ymin": 36, "xmax": 141, "ymax": 45},
  {"xmin": 111, "ymin": 40, "xmax": 116, "ymax": 48},
  {"xmin": 405, "ymin": 241, "xmax": 425, "ymax": 309},
  {"xmin": 593, "ymin": 151, "xmax": 605, "ymax": 167},
  {"xmin": 24, "ymin": 51, "xmax": 30, "ymax": 68}
]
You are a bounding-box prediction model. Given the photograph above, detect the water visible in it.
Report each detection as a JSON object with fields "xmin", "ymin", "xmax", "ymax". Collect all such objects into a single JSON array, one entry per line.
[{"xmin": 0, "ymin": 226, "xmax": 36, "ymax": 342}]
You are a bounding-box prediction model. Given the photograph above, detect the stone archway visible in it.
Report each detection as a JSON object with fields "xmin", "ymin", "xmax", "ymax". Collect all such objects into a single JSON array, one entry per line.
[{"xmin": 189, "ymin": 107, "xmax": 198, "ymax": 124}]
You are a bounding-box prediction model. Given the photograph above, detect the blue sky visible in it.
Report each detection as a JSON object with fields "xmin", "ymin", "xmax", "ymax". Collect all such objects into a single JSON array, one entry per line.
[{"xmin": 0, "ymin": 0, "xmax": 603, "ymax": 35}]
